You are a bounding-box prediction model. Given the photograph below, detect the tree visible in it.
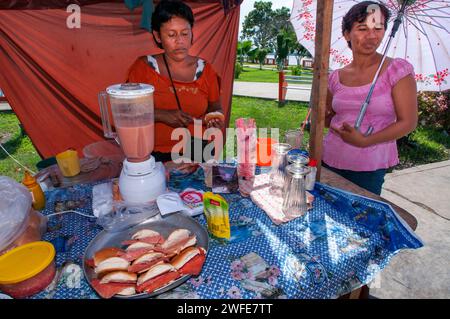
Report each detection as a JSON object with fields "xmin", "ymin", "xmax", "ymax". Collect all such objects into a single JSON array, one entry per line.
[
  {"xmin": 271, "ymin": 7, "xmax": 291, "ymax": 35},
  {"xmin": 256, "ymin": 48, "xmax": 269, "ymax": 70},
  {"xmin": 276, "ymin": 30, "xmax": 291, "ymax": 71},
  {"xmin": 242, "ymin": 2, "xmax": 293, "ymax": 67},
  {"xmin": 242, "ymin": 1, "xmax": 273, "ymax": 51},
  {"xmin": 247, "ymin": 47, "xmax": 259, "ymax": 63},
  {"xmin": 236, "ymin": 40, "xmax": 253, "ymax": 65},
  {"xmin": 285, "ymin": 28, "xmax": 312, "ymax": 65}
]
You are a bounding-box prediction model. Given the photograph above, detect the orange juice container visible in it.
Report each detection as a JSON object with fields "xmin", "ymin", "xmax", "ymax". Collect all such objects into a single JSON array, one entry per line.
[{"xmin": 22, "ymin": 171, "xmax": 46, "ymax": 211}]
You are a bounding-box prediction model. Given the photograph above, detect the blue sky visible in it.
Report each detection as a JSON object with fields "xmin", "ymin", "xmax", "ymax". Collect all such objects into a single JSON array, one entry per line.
[{"xmin": 238, "ymin": 0, "xmax": 294, "ymax": 37}]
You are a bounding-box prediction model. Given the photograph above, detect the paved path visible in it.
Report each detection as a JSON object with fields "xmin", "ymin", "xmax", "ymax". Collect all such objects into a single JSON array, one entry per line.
[
  {"xmin": 233, "ymin": 81, "xmax": 311, "ymax": 103},
  {"xmin": 370, "ymin": 161, "xmax": 450, "ymax": 298},
  {"xmin": 0, "ymin": 102, "xmax": 11, "ymax": 111}
]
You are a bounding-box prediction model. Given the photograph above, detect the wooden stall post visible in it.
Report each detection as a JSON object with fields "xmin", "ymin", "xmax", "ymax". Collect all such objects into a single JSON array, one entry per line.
[{"xmin": 308, "ymin": 0, "xmax": 333, "ymax": 181}]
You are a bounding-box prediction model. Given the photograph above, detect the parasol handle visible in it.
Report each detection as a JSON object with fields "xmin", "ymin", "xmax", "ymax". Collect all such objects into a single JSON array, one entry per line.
[
  {"xmin": 354, "ymin": 0, "xmax": 410, "ymax": 135},
  {"xmin": 391, "ymin": 0, "xmax": 409, "ymax": 38}
]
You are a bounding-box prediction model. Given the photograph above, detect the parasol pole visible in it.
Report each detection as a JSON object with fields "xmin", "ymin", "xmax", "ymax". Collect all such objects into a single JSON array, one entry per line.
[
  {"xmin": 354, "ymin": 0, "xmax": 411, "ymax": 135},
  {"xmin": 309, "ymin": 0, "xmax": 334, "ymax": 181}
]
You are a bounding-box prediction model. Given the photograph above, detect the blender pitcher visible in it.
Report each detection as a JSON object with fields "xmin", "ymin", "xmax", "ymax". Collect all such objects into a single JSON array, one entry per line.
[
  {"xmin": 98, "ymin": 83, "xmax": 166, "ymax": 204},
  {"xmin": 98, "ymin": 83, "xmax": 155, "ymax": 162}
]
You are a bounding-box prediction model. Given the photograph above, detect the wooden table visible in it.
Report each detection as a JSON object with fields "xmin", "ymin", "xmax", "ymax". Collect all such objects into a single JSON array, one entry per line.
[{"xmin": 320, "ymin": 167, "xmax": 418, "ymax": 299}]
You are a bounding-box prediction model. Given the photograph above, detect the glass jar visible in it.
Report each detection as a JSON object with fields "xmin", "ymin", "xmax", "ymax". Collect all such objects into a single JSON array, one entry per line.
[
  {"xmin": 282, "ymin": 164, "xmax": 310, "ymax": 218},
  {"xmin": 269, "ymin": 143, "xmax": 292, "ymax": 194}
]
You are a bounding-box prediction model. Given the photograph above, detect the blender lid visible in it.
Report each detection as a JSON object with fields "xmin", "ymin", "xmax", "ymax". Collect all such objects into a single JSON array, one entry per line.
[{"xmin": 106, "ymin": 83, "xmax": 154, "ymax": 98}]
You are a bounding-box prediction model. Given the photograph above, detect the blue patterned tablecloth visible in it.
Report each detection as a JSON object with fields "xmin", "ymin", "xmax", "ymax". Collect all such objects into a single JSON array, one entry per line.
[{"xmin": 30, "ymin": 167, "xmax": 422, "ymax": 299}]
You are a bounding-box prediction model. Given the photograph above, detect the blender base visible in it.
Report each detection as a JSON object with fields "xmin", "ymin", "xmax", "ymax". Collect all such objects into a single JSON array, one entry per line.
[{"xmin": 119, "ymin": 157, "xmax": 166, "ymax": 203}]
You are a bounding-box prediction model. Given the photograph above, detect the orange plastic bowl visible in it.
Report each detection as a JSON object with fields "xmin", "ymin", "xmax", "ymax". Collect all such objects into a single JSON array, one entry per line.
[{"xmin": 257, "ymin": 137, "xmax": 277, "ymax": 166}]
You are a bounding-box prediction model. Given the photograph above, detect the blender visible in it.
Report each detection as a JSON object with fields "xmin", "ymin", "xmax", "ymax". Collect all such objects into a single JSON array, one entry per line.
[{"xmin": 98, "ymin": 83, "xmax": 166, "ymax": 203}]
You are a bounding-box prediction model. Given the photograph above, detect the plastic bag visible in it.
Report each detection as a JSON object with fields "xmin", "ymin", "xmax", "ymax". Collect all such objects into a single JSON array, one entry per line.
[
  {"xmin": 96, "ymin": 201, "xmax": 160, "ymax": 233},
  {"xmin": 0, "ymin": 176, "xmax": 33, "ymax": 252},
  {"xmin": 92, "ymin": 182, "xmax": 113, "ymax": 218}
]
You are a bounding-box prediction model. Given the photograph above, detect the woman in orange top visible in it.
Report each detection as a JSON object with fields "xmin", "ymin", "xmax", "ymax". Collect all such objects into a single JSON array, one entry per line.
[{"xmin": 127, "ymin": 0, "xmax": 224, "ymax": 162}]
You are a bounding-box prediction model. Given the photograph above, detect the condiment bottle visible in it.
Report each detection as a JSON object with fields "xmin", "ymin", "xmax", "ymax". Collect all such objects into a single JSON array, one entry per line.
[{"xmin": 22, "ymin": 171, "xmax": 46, "ymax": 210}]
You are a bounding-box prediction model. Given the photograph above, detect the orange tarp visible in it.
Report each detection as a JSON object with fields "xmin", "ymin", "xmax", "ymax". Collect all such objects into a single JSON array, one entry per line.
[{"xmin": 0, "ymin": 1, "xmax": 240, "ymax": 158}]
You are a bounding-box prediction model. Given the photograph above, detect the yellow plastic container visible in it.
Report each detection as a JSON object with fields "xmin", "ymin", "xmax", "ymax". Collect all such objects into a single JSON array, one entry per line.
[
  {"xmin": 56, "ymin": 149, "xmax": 80, "ymax": 177},
  {"xmin": 22, "ymin": 171, "xmax": 46, "ymax": 211},
  {"xmin": 0, "ymin": 241, "xmax": 56, "ymax": 298}
]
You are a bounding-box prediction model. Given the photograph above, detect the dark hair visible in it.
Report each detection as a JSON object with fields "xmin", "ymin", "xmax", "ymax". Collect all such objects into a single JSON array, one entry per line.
[
  {"xmin": 342, "ymin": 1, "xmax": 390, "ymax": 49},
  {"xmin": 151, "ymin": 0, "xmax": 194, "ymax": 48}
]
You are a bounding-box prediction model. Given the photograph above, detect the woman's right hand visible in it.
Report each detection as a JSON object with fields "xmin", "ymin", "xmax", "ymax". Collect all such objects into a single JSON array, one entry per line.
[{"xmin": 155, "ymin": 109, "xmax": 193, "ymax": 128}]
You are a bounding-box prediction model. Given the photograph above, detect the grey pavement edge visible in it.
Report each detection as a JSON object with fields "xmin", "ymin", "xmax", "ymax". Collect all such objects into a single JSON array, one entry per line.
[{"xmin": 0, "ymin": 102, "xmax": 12, "ymax": 111}]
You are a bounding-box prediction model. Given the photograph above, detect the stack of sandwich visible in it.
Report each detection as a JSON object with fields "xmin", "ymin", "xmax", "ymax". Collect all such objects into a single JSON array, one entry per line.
[{"xmin": 85, "ymin": 228, "xmax": 206, "ymax": 299}]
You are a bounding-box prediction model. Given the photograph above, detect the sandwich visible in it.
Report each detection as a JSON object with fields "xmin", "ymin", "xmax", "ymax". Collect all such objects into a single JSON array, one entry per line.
[
  {"xmin": 161, "ymin": 229, "xmax": 197, "ymax": 257},
  {"xmin": 99, "ymin": 271, "xmax": 137, "ymax": 284},
  {"xmin": 128, "ymin": 252, "xmax": 168, "ymax": 274},
  {"xmin": 171, "ymin": 246, "xmax": 206, "ymax": 276},
  {"xmin": 204, "ymin": 111, "xmax": 225, "ymax": 125},
  {"xmin": 136, "ymin": 263, "xmax": 180, "ymax": 294},
  {"xmin": 117, "ymin": 241, "xmax": 158, "ymax": 262},
  {"xmin": 85, "ymin": 247, "xmax": 123, "ymax": 268},
  {"xmin": 125, "ymin": 241, "xmax": 155, "ymax": 251},
  {"xmin": 95, "ymin": 257, "xmax": 130, "ymax": 275},
  {"xmin": 91, "ymin": 278, "xmax": 136, "ymax": 299},
  {"xmin": 122, "ymin": 229, "xmax": 164, "ymax": 246}
]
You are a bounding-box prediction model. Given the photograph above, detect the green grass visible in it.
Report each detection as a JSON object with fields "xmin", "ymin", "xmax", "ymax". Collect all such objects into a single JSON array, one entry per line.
[
  {"xmin": 0, "ymin": 112, "xmax": 41, "ymax": 181},
  {"xmin": 235, "ymin": 67, "xmax": 282, "ymax": 83},
  {"xmin": 398, "ymin": 126, "xmax": 450, "ymax": 169},
  {"xmin": 222, "ymin": 96, "xmax": 309, "ymax": 159}
]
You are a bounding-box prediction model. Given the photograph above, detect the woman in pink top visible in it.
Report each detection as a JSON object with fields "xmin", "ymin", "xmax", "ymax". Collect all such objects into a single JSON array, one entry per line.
[{"xmin": 323, "ymin": 1, "xmax": 418, "ymax": 195}]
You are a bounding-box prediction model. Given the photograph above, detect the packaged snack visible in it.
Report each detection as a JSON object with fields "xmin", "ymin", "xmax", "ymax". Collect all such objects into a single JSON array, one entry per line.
[
  {"xmin": 180, "ymin": 188, "xmax": 204, "ymax": 216},
  {"xmin": 203, "ymin": 192, "xmax": 230, "ymax": 240}
]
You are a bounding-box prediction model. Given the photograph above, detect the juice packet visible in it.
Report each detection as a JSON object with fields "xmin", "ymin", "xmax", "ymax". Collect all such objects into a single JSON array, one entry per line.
[{"xmin": 203, "ymin": 192, "xmax": 230, "ymax": 240}]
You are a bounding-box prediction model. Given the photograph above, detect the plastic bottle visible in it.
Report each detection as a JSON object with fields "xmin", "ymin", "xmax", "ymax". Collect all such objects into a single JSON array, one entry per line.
[
  {"xmin": 22, "ymin": 171, "xmax": 46, "ymax": 210},
  {"xmin": 305, "ymin": 159, "xmax": 317, "ymax": 191}
]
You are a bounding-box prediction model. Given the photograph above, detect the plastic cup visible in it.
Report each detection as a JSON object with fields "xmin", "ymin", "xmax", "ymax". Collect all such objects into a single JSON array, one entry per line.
[
  {"xmin": 285, "ymin": 129, "xmax": 304, "ymax": 149},
  {"xmin": 56, "ymin": 149, "xmax": 80, "ymax": 177},
  {"xmin": 256, "ymin": 137, "xmax": 277, "ymax": 166}
]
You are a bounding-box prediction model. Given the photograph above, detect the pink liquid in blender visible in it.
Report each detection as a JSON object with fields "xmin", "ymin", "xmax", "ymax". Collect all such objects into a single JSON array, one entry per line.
[{"xmin": 116, "ymin": 123, "xmax": 154, "ymax": 161}]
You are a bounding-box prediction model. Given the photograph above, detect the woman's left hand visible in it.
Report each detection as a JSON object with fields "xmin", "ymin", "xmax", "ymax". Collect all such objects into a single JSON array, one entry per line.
[{"xmin": 331, "ymin": 122, "xmax": 369, "ymax": 148}]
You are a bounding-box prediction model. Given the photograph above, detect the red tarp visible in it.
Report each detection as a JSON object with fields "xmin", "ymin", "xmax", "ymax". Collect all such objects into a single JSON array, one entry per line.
[{"xmin": 0, "ymin": 1, "xmax": 240, "ymax": 158}]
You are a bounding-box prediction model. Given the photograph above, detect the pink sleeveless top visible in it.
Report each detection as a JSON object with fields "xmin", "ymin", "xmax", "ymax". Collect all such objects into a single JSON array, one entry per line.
[{"xmin": 323, "ymin": 58, "xmax": 414, "ymax": 171}]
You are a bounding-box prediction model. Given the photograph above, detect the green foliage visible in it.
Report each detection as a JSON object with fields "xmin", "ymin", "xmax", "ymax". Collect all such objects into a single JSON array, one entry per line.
[
  {"xmin": 398, "ymin": 126, "xmax": 450, "ymax": 169},
  {"xmin": 242, "ymin": 1, "xmax": 291, "ymax": 52},
  {"xmin": 236, "ymin": 40, "xmax": 253, "ymax": 65},
  {"xmin": 247, "ymin": 48, "xmax": 259, "ymax": 64},
  {"xmin": 234, "ymin": 62, "xmax": 243, "ymax": 79},
  {"xmin": 256, "ymin": 48, "xmax": 269, "ymax": 70},
  {"xmin": 290, "ymin": 65, "xmax": 302, "ymax": 76},
  {"xmin": 242, "ymin": 1, "xmax": 275, "ymax": 51},
  {"xmin": 276, "ymin": 30, "xmax": 291, "ymax": 71}
]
